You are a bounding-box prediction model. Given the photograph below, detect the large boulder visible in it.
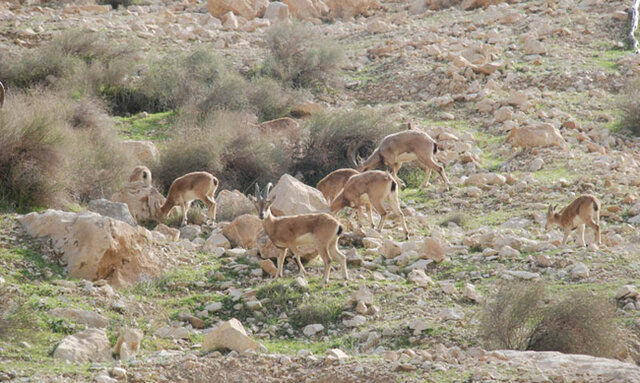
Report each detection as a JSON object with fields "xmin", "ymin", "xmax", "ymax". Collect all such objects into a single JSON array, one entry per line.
[
  {"xmin": 122, "ymin": 140, "xmax": 159, "ymax": 165},
  {"xmin": 215, "ymin": 190, "xmax": 256, "ymax": 222},
  {"xmin": 53, "ymin": 328, "xmax": 111, "ymax": 363},
  {"xmin": 268, "ymin": 174, "xmax": 329, "ymax": 215},
  {"xmin": 207, "ymin": 0, "xmax": 256, "ymax": 18},
  {"xmin": 506, "ymin": 124, "xmax": 567, "ymax": 149},
  {"xmin": 88, "ymin": 199, "xmax": 137, "ymax": 227},
  {"xmin": 48, "ymin": 308, "xmax": 109, "ymax": 328},
  {"xmin": 202, "ymin": 318, "xmax": 260, "ymax": 353},
  {"xmin": 19, "ymin": 210, "xmax": 163, "ymax": 288},
  {"xmin": 111, "ymin": 181, "xmax": 166, "ymax": 223},
  {"xmin": 222, "ymin": 214, "xmax": 263, "ymax": 249}
]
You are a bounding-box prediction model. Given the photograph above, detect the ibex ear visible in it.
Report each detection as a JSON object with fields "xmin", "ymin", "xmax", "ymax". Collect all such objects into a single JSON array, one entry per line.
[{"xmin": 547, "ymin": 204, "xmax": 553, "ymax": 214}]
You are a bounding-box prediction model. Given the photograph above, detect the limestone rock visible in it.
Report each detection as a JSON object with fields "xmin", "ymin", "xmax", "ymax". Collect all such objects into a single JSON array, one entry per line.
[
  {"xmin": 222, "ymin": 214, "xmax": 262, "ymax": 249},
  {"xmin": 283, "ymin": 0, "xmax": 322, "ymax": 20},
  {"xmin": 122, "ymin": 140, "xmax": 159, "ymax": 165},
  {"xmin": 268, "ymin": 174, "xmax": 329, "ymax": 215},
  {"xmin": 19, "ymin": 210, "xmax": 163, "ymax": 288},
  {"xmin": 155, "ymin": 326, "xmax": 190, "ymax": 339},
  {"xmin": 424, "ymin": 237, "xmax": 446, "ymax": 263},
  {"xmin": 326, "ymin": 348, "xmax": 349, "ymax": 361},
  {"xmin": 207, "ymin": 0, "xmax": 256, "ymax": 18},
  {"xmin": 616, "ymin": 285, "xmax": 638, "ymax": 299},
  {"xmin": 53, "ymin": 329, "xmax": 111, "ymax": 363},
  {"xmin": 381, "ymin": 239, "xmax": 402, "ymax": 259},
  {"xmin": 221, "ymin": 11, "xmax": 239, "ymax": 29},
  {"xmin": 325, "ymin": 0, "xmax": 375, "ymax": 19},
  {"xmin": 506, "ymin": 125, "xmax": 567, "ymax": 149},
  {"xmin": 464, "ymin": 173, "xmax": 506, "ymax": 187},
  {"xmin": 154, "ymin": 224, "xmax": 180, "ymax": 242},
  {"xmin": 205, "ymin": 232, "xmax": 231, "ymax": 251},
  {"xmin": 111, "ymin": 181, "xmax": 166, "ymax": 223},
  {"xmin": 351, "ymin": 286, "xmax": 374, "ymax": 306},
  {"xmin": 264, "ymin": 2, "xmax": 290, "ymax": 24},
  {"xmin": 408, "ymin": 269, "xmax": 433, "ymax": 287},
  {"xmin": 88, "ymin": 199, "xmax": 136, "ymax": 227},
  {"xmin": 215, "ymin": 190, "xmax": 256, "ymax": 222},
  {"xmin": 202, "ymin": 318, "xmax": 260, "ymax": 352},
  {"xmin": 48, "ymin": 308, "xmax": 109, "ymax": 328},
  {"xmin": 571, "ymin": 263, "xmax": 589, "ymax": 279},
  {"xmin": 303, "ymin": 323, "xmax": 324, "ymax": 337},
  {"xmin": 179, "ymin": 224, "xmax": 202, "ymax": 241}
]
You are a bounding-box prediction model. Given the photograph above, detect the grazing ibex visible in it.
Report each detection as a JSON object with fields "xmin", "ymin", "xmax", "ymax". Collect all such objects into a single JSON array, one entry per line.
[
  {"xmin": 545, "ymin": 194, "xmax": 601, "ymax": 247},
  {"xmin": 251, "ymin": 183, "xmax": 349, "ymax": 285},
  {"xmin": 317, "ymin": 168, "xmax": 374, "ymax": 228},
  {"xmin": 0, "ymin": 81, "xmax": 4, "ymax": 109},
  {"xmin": 157, "ymin": 171, "xmax": 219, "ymax": 226},
  {"xmin": 354, "ymin": 123, "xmax": 451, "ymax": 190},
  {"xmin": 330, "ymin": 170, "xmax": 409, "ymax": 240},
  {"xmin": 129, "ymin": 166, "xmax": 152, "ymax": 187}
]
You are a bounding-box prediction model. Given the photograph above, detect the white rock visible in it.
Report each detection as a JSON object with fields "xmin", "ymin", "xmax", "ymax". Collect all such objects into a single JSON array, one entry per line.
[
  {"xmin": 343, "ymin": 315, "xmax": 366, "ymax": 327},
  {"xmin": 204, "ymin": 233, "xmax": 231, "ymax": 251},
  {"xmin": 529, "ymin": 158, "xmax": 544, "ymax": 172},
  {"xmin": 616, "ymin": 285, "xmax": 638, "ymax": 299},
  {"xmin": 381, "ymin": 239, "xmax": 402, "ymax": 259},
  {"xmin": 407, "ymin": 269, "xmax": 433, "ymax": 287},
  {"xmin": 303, "ymin": 323, "xmax": 324, "ymax": 337},
  {"xmin": 154, "ymin": 326, "xmax": 190, "ymax": 340},
  {"xmin": 463, "ymin": 283, "xmax": 481, "ymax": 302},
  {"xmin": 48, "ymin": 308, "xmax": 109, "ymax": 328},
  {"xmin": 499, "ymin": 246, "xmax": 520, "ymax": 258},
  {"xmin": 571, "ymin": 263, "xmax": 589, "ymax": 279},
  {"xmin": 268, "ymin": 174, "xmax": 329, "ymax": 215},
  {"xmin": 326, "ymin": 348, "xmax": 349, "ymax": 361},
  {"xmin": 206, "ymin": 302, "xmax": 223, "ymax": 312},
  {"xmin": 53, "ymin": 329, "xmax": 111, "ymax": 362},
  {"xmin": 439, "ymin": 308, "xmax": 465, "ymax": 321},
  {"xmin": 424, "ymin": 237, "xmax": 446, "ymax": 263},
  {"xmin": 202, "ymin": 318, "xmax": 260, "ymax": 352}
]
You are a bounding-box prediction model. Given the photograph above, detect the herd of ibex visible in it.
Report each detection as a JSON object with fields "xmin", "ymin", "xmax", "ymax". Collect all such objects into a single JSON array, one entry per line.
[{"xmin": 0, "ymin": 80, "xmax": 601, "ymax": 285}]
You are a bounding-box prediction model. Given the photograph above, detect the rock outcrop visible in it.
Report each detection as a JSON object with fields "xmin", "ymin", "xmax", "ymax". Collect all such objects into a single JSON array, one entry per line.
[
  {"xmin": 53, "ymin": 329, "xmax": 111, "ymax": 363},
  {"xmin": 268, "ymin": 174, "xmax": 329, "ymax": 215},
  {"xmin": 19, "ymin": 210, "xmax": 164, "ymax": 288}
]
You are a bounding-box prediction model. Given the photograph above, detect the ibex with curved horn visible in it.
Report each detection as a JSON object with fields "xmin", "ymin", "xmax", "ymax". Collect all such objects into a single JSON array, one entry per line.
[
  {"xmin": 352, "ymin": 122, "xmax": 451, "ymax": 190},
  {"xmin": 251, "ymin": 183, "xmax": 349, "ymax": 285},
  {"xmin": 0, "ymin": 81, "xmax": 5, "ymax": 109}
]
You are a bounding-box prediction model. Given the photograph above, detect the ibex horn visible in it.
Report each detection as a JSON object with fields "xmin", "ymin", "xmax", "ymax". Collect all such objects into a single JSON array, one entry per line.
[
  {"xmin": 347, "ymin": 142, "xmax": 364, "ymax": 168},
  {"xmin": 254, "ymin": 183, "xmax": 261, "ymax": 199},
  {"xmin": 264, "ymin": 182, "xmax": 273, "ymax": 199},
  {"xmin": 0, "ymin": 81, "xmax": 5, "ymax": 110}
]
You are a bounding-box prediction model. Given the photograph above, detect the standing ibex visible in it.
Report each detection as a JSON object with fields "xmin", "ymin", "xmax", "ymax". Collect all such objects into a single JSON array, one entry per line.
[
  {"xmin": 330, "ymin": 170, "xmax": 409, "ymax": 240},
  {"xmin": 317, "ymin": 168, "xmax": 374, "ymax": 228},
  {"xmin": 545, "ymin": 194, "xmax": 601, "ymax": 247},
  {"xmin": 354, "ymin": 123, "xmax": 451, "ymax": 190},
  {"xmin": 0, "ymin": 81, "xmax": 5, "ymax": 109},
  {"xmin": 157, "ymin": 171, "xmax": 219, "ymax": 226},
  {"xmin": 251, "ymin": 183, "xmax": 349, "ymax": 285}
]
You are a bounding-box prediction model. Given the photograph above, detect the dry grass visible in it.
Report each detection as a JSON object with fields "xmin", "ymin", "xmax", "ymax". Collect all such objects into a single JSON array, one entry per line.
[
  {"xmin": 620, "ymin": 79, "xmax": 640, "ymax": 136},
  {"xmin": 0, "ymin": 89, "xmax": 134, "ymax": 210}
]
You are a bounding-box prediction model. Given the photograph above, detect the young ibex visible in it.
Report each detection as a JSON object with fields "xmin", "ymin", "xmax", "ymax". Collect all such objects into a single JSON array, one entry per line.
[
  {"xmin": 317, "ymin": 168, "xmax": 374, "ymax": 228},
  {"xmin": 129, "ymin": 166, "xmax": 152, "ymax": 187},
  {"xmin": 545, "ymin": 194, "xmax": 601, "ymax": 247},
  {"xmin": 0, "ymin": 81, "xmax": 4, "ymax": 109},
  {"xmin": 252, "ymin": 183, "xmax": 349, "ymax": 285},
  {"xmin": 157, "ymin": 171, "xmax": 219, "ymax": 226},
  {"xmin": 330, "ymin": 170, "xmax": 409, "ymax": 240},
  {"xmin": 354, "ymin": 123, "xmax": 451, "ymax": 190}
]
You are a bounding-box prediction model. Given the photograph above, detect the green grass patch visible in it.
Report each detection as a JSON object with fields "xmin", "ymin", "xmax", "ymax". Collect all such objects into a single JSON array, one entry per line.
[{"xmin": 117, "ymin": 111, "xmax": 174, "ymax": 141}]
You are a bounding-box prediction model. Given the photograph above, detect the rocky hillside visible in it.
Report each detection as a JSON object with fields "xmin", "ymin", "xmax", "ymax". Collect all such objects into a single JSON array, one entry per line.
[{"xmin": 2, "ymin": 0, "xmax": 640, "ymax": 382}]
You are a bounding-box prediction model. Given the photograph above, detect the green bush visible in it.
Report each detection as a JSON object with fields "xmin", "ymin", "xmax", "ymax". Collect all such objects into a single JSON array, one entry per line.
[
  {"xmin": 247, "ymin": 77, "xmax": 294, "ymax": 122},
  {"xmin": 0, "ymin": 90, "xmax": 134, "ymax": 210},
  {"xmin": 262, "ymin": 22, "xmax": 344, "ymax": 89},
  {"xmin": 293, "ymin": 109, "xmax": 396, "ymax": 185}
]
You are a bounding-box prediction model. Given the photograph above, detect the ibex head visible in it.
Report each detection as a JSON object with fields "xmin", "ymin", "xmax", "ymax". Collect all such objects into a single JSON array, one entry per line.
[
  {"xmin": 347, "ymin": 143, "xmax": 365, "ymax": 168},
  {"xmin": 250, "ymin": 183, "xmax": 274, "ymax": 219}
]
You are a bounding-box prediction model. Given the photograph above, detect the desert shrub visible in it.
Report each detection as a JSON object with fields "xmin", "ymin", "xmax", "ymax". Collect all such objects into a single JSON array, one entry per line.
[
  {"xmin": 293, "ymin": 109, "xmax": 396, "ymax": 185},
  {"xmin": 528, "ymin": 291, "xmax": 618, "ymax": 358},
  {"xmin": 439, "ymin": 212, "xmax": 469, "ymax": 229},
  {"xmin": 99, "ymin": 0, "xmax": 131, "ymax": 9},
  {"xmin": 291, "ymin": 295, "xmax": 343, "ymax": 329},
  {"xmin": 479, "ymin": 281, "xmax": 545, "ymax": 351},
  {"xmin": 140, "ymin": 48, "xmax": 236, "ymax": 113},
  {"xmin": 620, "ymin": 79, "xmax": 640, "ymax": 136},
  {"xmin": 247, "ymin": 77, "xmax": 293, "ymax": 122},
  {"xmin": 480, "ymin": 282, "xmax": 620, "ymax": 358},
  {"xmin": 262, "ymin": 22, "xmax": 344, "ymax": 89},
  {"xmin": 0, "ymin": 90, "xmax": 134, "ymax": 210}
]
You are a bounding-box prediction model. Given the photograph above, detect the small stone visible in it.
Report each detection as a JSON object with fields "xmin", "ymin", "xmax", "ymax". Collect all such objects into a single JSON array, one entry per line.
[
  {"xmin": 616, "ymin": 285, "xmax": 638, "ymax": 299},
  {"xmin": 343, "ymin": 315, "xmax": 366, "ymax": 327},
  {"xmin": 355, "ymin": 301, "xmax": 368, "ymax": 315},
  {"xmin": 463, "ymin": 283, "xmax": 481, "ymax": 302},
  {"xmin": 537, "ymin": 254, "xmax": 552, "ymax": 267},
  {"xmin": 295, "ymin": 276, "xmax": 308, "ymax": 288},
  {"xmin": 407, "ymin": 269, "xmax": 433, "ymax": 287},
  {"xmin": 440, "ymin": 281, "xmax": 456, "ymax": 295},
  {"xmin": 206, "ymin": 302, "xmax": 223, "ymax": 313},
  {"xmin": 326, "ymin": 348, "xmax": 349, "ymax": 361},
  {"xmin": 571, "ymin": 263, "xmax": 589, "ymax": 279}
]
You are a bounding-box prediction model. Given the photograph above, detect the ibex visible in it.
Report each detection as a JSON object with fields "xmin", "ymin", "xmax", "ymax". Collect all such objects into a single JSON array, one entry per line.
[
  {"xmin": 330, "ymin": 170, "xmax": 409, "ymax": 240},
  {"xmin": 0, "ymin": 81, "xmax": 4, "ymax": 109},
  {"xmin": 129, "ymin": 166, "xmax": 152, "ymax": 187},
  {"xmin": 354, "ymin": 123, "xmax": 451, "ymax": 190},
  {"xmin": 157, "ymin": 171, "xmax": 219, "ymax": 226},
  {"xmin": 545, "ymin": 194, "xmax": 601, "ymax": 247},
  {"xmin": 317, "ymin": 168, "xmax": 374, "ymax": 228},
  {"xmin": 251, "ymin": 183, "xmax": 349, "ymax": 285}
]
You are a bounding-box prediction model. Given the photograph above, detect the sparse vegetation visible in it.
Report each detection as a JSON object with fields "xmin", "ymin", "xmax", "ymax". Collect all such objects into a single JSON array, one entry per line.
[
  {"xmin": 620, "ymin": 79, "xmax": 640, "ymax": 136},
  {"xmin": 480, "ymin": 282, "xmax": 619, "ymax": 358},
  {"xmin": 262, "ymin": 22, "xmax": 344, "ymax": 89}
]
